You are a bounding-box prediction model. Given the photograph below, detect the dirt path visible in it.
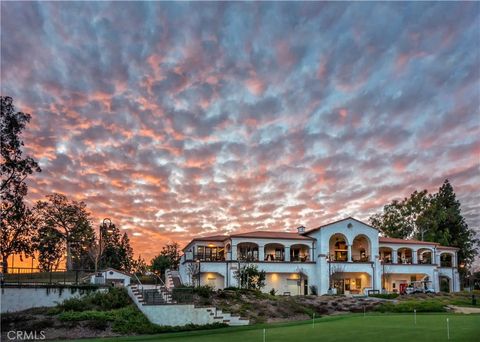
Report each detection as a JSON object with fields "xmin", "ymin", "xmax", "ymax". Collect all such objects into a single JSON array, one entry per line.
[{"xmin": 447, "ymin": 305, "xmax": 480, "ymax": 314}]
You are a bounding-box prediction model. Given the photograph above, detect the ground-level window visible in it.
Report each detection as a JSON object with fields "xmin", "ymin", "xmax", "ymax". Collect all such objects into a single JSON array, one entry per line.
[{"xmin": 355, "ymin": 278, "xmax": 361, "ymax": 290}]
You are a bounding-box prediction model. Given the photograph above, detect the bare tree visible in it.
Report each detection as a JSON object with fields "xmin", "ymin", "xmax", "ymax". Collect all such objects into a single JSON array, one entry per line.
[
  {"xmin": 382, "ymin": 264, "xmax": 393, "ymax": 292},
  {"xmin": 186, "ymin": 262, "xmax": 200, "ymax": 286},
  {"xmin": 330, "ymin": 264, "xmax": 346, "ymax": 293}
]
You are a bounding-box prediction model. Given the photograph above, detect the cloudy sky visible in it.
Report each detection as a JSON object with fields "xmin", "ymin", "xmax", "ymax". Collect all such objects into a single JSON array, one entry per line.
[{"xmin": 1, "ymin": 1, "xmax": 479, "ymax": 262}]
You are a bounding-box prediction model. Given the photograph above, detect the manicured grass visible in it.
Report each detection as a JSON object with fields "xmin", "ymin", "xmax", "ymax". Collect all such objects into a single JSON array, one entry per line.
[{"xmin": 72, "ymin": 313, "xmax": 480, "ymax": 342}]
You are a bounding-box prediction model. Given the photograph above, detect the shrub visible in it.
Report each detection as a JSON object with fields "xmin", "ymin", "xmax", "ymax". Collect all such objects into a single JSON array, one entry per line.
[
  {"xmin": 310, "ymin": 286, "xmax": 318, "ymax": 296},
  {"xmin": 269, "ymin": 288, "xmax": 276, "ymax": 296},
  {"xmin": 369, "ymin": 293, "xmax": 399, "ymax": 299},
  {"xmin": 57, "ymin": 305, "xmax": 228, "ymax": 335},
  {"xmin": 57, "ymin": 287, "xmax": 131, "ymax": 312},
  {"xmin": 58, "ymin": 297, "xmax": 86, "ymax": 312},
  {"xmin": 193, "ymin": 285, "xmax": 214, "ymax": 298},
  {"xmin": 375, "ymin": 300, "xmax": 446, "ymax": 313},
  {"xmin": 89, "ymin": 287, "xmax": 131, "ymax": 310}
]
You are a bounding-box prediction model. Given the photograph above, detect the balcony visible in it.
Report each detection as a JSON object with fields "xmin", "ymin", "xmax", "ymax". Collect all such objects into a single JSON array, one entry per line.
[
  {"xmin": 193, "ymin": 254, "xmax": 225, "ymax": 262},
  {"xmin": 352, "ymin": 255, "xmax": 371, "ymax": 263}
]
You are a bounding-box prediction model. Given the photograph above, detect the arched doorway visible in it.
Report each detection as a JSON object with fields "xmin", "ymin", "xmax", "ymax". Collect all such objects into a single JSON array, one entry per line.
[
  {"xmin": 417, "ymin": 248, "xmax": 433, "ymax": 264},
  {"xmin": 237, "ymin": 243, "xmax": 259, "ymax": 261},
  {"xmin": 397, "ymin": 248, "xmax": 413, "ymax": 264},
  {"xmin": 264, "ymin": 243, "xmax": 285, "ymax": 261},
  {"xmin": 290, "ymin": 244, "xmax": 310, "ymax": 262},
  {"xmin": 440, "ymin": 253, "xmax": 453, "ymax": 267},
  {"xmin": 352, "ymin": 235, "xmax": 371, "ymax": 262},
  {"xmin": 329, "ymin": 233, "xmax": 348, "ymax": 261},
  {"xmin": 439, "ymin": 275, "xmax": 451, "ymax": 292},
  {"xmin": 380, "ymin": 247, "xmax": 393, "ymax": 263}
]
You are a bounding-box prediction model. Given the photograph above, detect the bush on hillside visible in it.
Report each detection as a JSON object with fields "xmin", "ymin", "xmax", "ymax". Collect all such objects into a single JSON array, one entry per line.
[
  {"xmin": 375, "ymin": 300, "xmax": 446, "ymax": 313},
  {"xmin": 369, "ymin": 293, "xmax": 399, "ymax": 299},
  {"xmin": 58, "ymin": 305, "xmax": 227, "ymax": 334},
  {"xmin": 57, "ymin": 287, "xmax": 131, "ymax": 312}
]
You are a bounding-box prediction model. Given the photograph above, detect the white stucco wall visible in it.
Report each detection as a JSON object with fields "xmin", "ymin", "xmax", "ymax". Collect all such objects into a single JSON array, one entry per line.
[
  {"xmin": 179, "ymin": 218, "xmax": 461, "ymax": 295},
  {"xmin": 1, "ymin": 286, "xmax": 102, "ymax": 313}
]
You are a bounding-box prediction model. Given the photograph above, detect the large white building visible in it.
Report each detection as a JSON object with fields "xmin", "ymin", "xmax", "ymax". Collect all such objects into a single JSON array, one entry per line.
[{"xmin": 179, "ymin": 217, "xmax": 460, "ymax": 295}]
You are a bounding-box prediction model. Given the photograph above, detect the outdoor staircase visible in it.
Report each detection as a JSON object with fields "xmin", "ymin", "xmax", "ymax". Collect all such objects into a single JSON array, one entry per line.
[
  {"xmin": 205, "ymin": 307, "xmax": 249, "ymax": 326},
  {"xmin": 165, "ymin": 269, "xmax": 182, "ymax": 290},
  {"xmin": 130, "ymin": 284, "xmax": 172, "ymax": 305},
  {"xmin": 128, "ymin": 284, "xmax": 249, "ymax": 326}
]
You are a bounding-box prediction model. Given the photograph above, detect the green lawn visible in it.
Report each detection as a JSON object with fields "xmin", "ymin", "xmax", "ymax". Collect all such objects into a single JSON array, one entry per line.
[{"xmin": 73, "ymin": 313, "xmax": 480, "ymax": 342}]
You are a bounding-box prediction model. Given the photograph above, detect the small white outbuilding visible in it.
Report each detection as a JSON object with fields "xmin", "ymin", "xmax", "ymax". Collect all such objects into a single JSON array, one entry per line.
[{"xmin": 90, "ymin": 268, "xmax": 132, "ymax": 286}]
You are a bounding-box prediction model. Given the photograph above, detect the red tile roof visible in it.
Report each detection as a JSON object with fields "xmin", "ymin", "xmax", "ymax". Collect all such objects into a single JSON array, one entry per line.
[
  {"xmin": 230, "ymin": 231, "xmax": 314, "ymax": 240},
  {"xmin": 437, "ymin": 245, "xmax": 460, "ymax": 250},
  {"xmin": 191, "ymin": 235, "xmax": 230, "ymax": 242},
  {"xmin": 304, "ymin": 217, "xmax": 378, "ymax": 234},
  {"xmin": 379, "ymin": 237, "xmax": 439, "ymax": 246}
]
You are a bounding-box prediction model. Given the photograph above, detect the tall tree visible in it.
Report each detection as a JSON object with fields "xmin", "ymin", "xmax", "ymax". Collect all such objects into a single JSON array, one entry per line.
[
  {"xmin": 150, "ymin": 254, "xmax": 172, "ymax": 277},
  {"xmin": 119, "ymin": 232, "xmax": 134, "ymax": 272},
  {"xmin": 34, "ymin": 193, "xmax": 94, "ymax": 270},
  {"xmin": 1, "ymin": 96, "xmax": 41, "ymax": 273},
  {"xmin": 33, "ymin": 226, "xmax": 65, "ymax": 272},
  {"xmin": 160, "ymin": 242, "xmax": 181, "ymax": 270},
  {"xmin": 131, "ymin": 255, "xmax": 148, "ymax": 275},
  {"xmin": 424, "ymin": 180, "xmax": 479, "ymax": 277},
  {"xmin": 370, "ymin": 190, "xmax": 430, "ymax": 239},
  {"xmin": 97, "ymin": 221, "xmax": 134, "ymax": 272},
  {"xmin": 370, "ymin": 180, "xmax": 479, "ymax": 280}
]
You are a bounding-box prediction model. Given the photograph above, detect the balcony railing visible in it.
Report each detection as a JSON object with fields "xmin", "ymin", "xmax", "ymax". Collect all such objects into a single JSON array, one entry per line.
[
  {"xmin": 193, "ymin": 254, "xmax": 225, "ymax": 262},
  {"xmin": 329, "ymin": 254, "xmax": 348, "ymax": 262},
  {"xmin": 352, "ymin": 256, "xmax": 371, "ymax": 262},
  {"xmin": 291, "ymin": 256, "xmax": 310, "ymax": 262},
  {"xmin": 441, "ymin": 261, "xmax": 453, "ymax": 267},
  {"xmin": 237, "ymin": 255, "xmax": 259, "ymax": 262}
]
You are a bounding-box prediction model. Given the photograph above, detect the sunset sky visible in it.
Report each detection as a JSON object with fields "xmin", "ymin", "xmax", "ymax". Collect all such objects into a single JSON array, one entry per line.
[{"xmin": 1, "ymin": 2, "xmax": 479, "ymax": 263}]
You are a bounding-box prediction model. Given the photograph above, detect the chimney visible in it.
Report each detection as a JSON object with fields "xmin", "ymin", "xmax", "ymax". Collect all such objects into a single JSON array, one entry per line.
[{"xmin": 297, "ymin": 225, "xmax": 306, "ymax": 234}]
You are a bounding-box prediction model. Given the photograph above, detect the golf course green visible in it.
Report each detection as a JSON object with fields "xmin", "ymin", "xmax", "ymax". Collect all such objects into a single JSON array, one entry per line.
[{"xmin": 75, "ymin": 313, "xmax": 480, "ymax": 342}]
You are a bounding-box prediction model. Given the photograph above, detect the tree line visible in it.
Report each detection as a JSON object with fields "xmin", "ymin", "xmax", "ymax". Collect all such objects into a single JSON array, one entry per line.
[
  {"xmin": 1, "ymin": 96, "xmax": 181, "ymax": 275},
  {"xmin": 370, "ymin": 179, "xmax": 479, "ymax": 279}
]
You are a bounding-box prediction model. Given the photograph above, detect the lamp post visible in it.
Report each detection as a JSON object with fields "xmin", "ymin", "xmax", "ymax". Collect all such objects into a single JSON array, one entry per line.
[
  {"xmin": 96, "ymin": 218, "xmax": 113, "ymax": 274},
  {"xmin": 327, "ymin": 255, "xmax": 332, "ymax": 291},
  {"xmin": 381, "ymin": 259, "xmax": 386, "ymax": 292}
]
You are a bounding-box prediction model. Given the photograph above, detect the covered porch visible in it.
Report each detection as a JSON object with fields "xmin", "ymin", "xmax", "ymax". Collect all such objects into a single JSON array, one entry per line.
[
  {"xmin": 382, "ymin": 273, "xmax": 430, "ymax": 294},
  {"xmin": 264, "ymin": 272, "xmax": 309, "ymax": 296},
  {"xmin": 330, "ymin": 272, "xmax": 371, "ymax": 295}
]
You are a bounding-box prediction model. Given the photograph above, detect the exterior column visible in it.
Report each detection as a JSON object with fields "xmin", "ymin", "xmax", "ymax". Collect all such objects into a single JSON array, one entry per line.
[
  {"xmin": 259, "ymin": 245, "xmax": 265, "ymax": 262},
  {"xmin": 225, "ymin": 249, "xmax": 231, "ymax": 261},
  {"xmin": 285, "ymin": 246, "xmax": 291, "ymax": 262},
  {"xmin": 186, "ymin": 249, "xmax": 193, "ymax": 261},
  {"xmin": 347, "ymin": 244, "xmax": 352, "ymax": 262},
  {"xmin": 392, "ymin": 249, "xmax": 398, "ymax": 264},
  {"xmin": 412, "ymin": 249, "xmax": 418, "ymax": 264},
  {"xmin": 232, "ymin": 244, "xmax": 237, "ymax": 260},
  {"xmin": 433, "ymin": 269, "xmax": 439, "ymax": 292},
  {"xmin": 453, "ymin": 252, "xmax": 457, "ymax": 267}
]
